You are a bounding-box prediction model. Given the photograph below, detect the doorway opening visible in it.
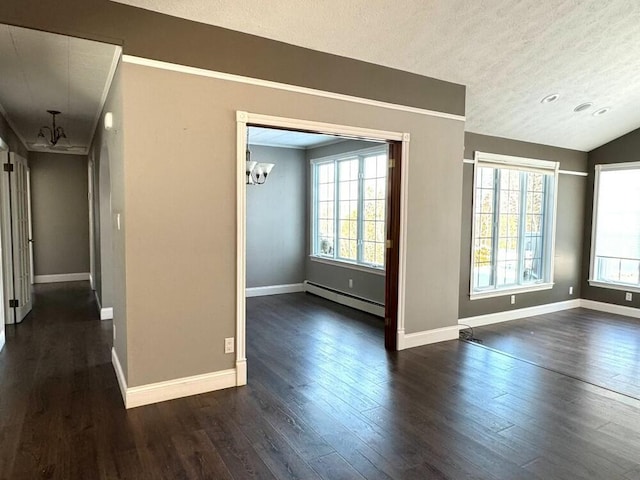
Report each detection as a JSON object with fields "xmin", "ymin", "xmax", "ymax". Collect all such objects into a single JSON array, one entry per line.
[
  {"xmin": 0, "ymin": 23, "xmax": 121, "ymax": 334},
  {"xmin": 236, "ymin": 112, "xmax": 409, "ymax": 384}
]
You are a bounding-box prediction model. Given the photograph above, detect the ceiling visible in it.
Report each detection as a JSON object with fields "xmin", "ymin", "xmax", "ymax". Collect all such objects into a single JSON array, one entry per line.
[
  {"xmin": 248, "ymin": 126, "xmax": 352, "ymax": 149},
  {"xmin": 112, "ymin": 0, "xmax": 640, "ymax": 151},
  {"xmin": 0, "ymin": 24, "xmax": 120, "ymax": 155}
]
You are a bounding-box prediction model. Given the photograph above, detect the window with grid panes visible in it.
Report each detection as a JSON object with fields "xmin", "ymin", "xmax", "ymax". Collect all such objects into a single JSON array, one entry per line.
[
  {"xmin": 311, "ymin": 146, "xmax": 388, "ymax": 269},
  {"xmin": 471, "ymin": 152, "xmax": 558, "ymax": 298}
]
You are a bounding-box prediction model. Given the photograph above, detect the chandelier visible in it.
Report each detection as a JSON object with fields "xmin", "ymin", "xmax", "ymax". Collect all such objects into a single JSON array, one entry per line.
[
  {"xmin": 245, "ymin": 139, "xmax": 275, "ymax": 185},
  {"xmin": 34, "ymin": 110, "xmax": 70, "ymax": 148}
]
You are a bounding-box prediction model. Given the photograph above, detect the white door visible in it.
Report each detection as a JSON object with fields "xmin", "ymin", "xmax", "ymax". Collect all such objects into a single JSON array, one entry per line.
[
  {"xmin": 27, "ymin": 169, "xmax": 34, "ymax": 285},
  {"xmin": 0, "ymin": 150, "xmax": 6, "ymax": 341},
  {"xmin": 1, "ymin": 153, "xmax": 33, "ymax": 323}
]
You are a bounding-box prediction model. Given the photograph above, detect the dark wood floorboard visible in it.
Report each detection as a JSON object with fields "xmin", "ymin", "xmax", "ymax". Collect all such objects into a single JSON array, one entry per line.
[
  {"xmin": 1, "ymin": 284, "xmax": 640, "ymax": 479},
  {"xmin": 468, "ymin": 307, "xmax": 640, "ymax": 399}
]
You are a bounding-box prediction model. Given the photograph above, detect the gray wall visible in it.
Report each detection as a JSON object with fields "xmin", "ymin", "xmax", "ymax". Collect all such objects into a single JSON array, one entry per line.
[
  {"xmin": 0, "ymin": 110, "xmax": 28, "ymax": 159},
  {"xmin": 88, "ymin": 131, "xmax": 114, "ymax": 309},
  {"xmin": 246, "ymin": 145, "xmax": 306, "ymax": 288},
  {"xmin": 89, "ymin": 63, "xmax": 126, "ymax": 374},
  {"xmin": 305, "ymin": 139, "xmax": 386, "ymax": 304},
  {"xmin": 29, "ymin": 152, "xmax": 90, "ymax": 276},
  {"xmin": 582, "ymin": 127, "xmax": 640, "ymax": 308},
  {"xmin": 459, "ymin": 133, "xmax": 588, "ymax": 318}
]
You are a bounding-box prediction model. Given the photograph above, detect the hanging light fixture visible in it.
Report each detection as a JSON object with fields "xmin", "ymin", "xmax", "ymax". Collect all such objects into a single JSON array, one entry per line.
[
  {"xmin": 245, "ymin": 133, "xmax": 275, "ymax": 185},
  {"xmin": 34, "ymin": 110, "xmax": 70, "ymax": 148}
]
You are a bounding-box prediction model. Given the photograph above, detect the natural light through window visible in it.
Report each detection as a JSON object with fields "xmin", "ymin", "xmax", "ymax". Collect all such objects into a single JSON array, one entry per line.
[
  {"xmin": 312, "ymin": 146, "xmax": 387, "ymax": 270},
  {"xmin": 590, "ymin": 162, "xmax": 640, "ymax": 291},
  {"xmin": 471, "ymin": 152, "xmax": 559, "ymax": 298}
]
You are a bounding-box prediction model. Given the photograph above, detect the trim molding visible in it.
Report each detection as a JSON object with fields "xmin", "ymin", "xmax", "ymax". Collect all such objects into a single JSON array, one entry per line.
[
  {"xmin": 397, "ymin": 325, "xmax": 460, "ymax": 350},
  {"xmin": 34, "ymin": 272, "xmax": 90, "ymax": 284},
  {"xmin": 0, "ymin": 328, "xmax": 5, "ymax": 352},
  {"xmin": 236, "ymin": 359, "xmax": 247, "ymax": 386},
  {"xmin": 112, "ymin": 348, "xmax": 238, "ymax": 409},
  {"xmin": 558, "ymin": 169, "xmax": 588, "ymax": 177},
  {"xmin": 246, "ymin": 283, "xmax": 305, "ymax": 297},
  {"xmin": 304, "ymin": 281, "xmax": 385, "ymax": 317},
  {"xmin": 100, "ymin": 307, "xmax": 114, "ymax": 321},
  {"xmin": 87, "ymin": 48, "xmax": 122, "ymax": 156},
  {"xmin": 124, "ymin": 55, "xmax": 465, "ymax": 123},
  {"xmin": 580, "ymin": 299, "xmax": 640, "ymax": 319},
  {"xmin": 111, "ymin": 347, "xmax": 128, "ymax": 406},
  {"xmin": 459, "ymin": 299, "xmax": 582, "ymax": 328},
  {"xmin": 462, "ymin": 159, "xmax": 588, "ymax": 176}
]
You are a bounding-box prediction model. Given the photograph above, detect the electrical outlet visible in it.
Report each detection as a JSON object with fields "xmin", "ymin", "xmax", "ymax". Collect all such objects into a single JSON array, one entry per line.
[
  {"xmin": 225, "ymin": 337, "xmax": 235, "ymax": 354},
  {"xmin": 625, "ymin": 292, "xmax": 633, "ymax": 301},
  {"xmin": 348, "ymin": 279, "xmax": 353, "ymax": 288},
  {"xmin": 569, "ymin": 286, "xmax": 573, "ymax": 295},
  {"xmin": 510, "ymin": 295, "xmax": 516, "ymax": 305}
]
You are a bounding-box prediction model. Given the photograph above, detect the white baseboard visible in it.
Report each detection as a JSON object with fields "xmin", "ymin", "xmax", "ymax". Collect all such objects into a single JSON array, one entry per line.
[
  {"xmin": 236, "ymin": 359, "xmax": 247, "ymax": 386},
  {"xmin": 397, "ymin": 325, "xmax": 460, "ymax": 350},
  {"xmin": 0, "ymin": 328, "xmax": 5, "ymax": 352},
  {"xmin": 100, "ymin": 307, "xmax": 114, "ymax": 321},
  {"xmin": 459, "ymin": 299, "xmax": 582, "ymax": 328},
  {"xmin": 112, "ymin": 347, "xmax": 238, "ymax": 409},
  {"xmin": 303, "ymin": 281, "xmax": 385, "ymax": 317},
  {"xmin": 246, "ymin": 283, "xmax": 305, "ymax": 297},
  {"xmin": 34, "ymin": 272, "xmax": 90, "ymax": 284},
  {"xmin": 580, "ymin": 299, "xmax": 640, "ymax": 319},
  {"xmin": 111, "ymin": 347, "xmax": 128, "ymax": 406}
]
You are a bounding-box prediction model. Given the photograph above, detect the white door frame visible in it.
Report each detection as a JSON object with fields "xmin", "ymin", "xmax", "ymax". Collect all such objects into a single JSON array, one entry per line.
[
  {"xmin": 26, "ymin": 168, "xmax": 34, "ymax": 285},
  {"xmin": 0, "ymin": 150, "xmax": 13, "ymax": 325},
  {"xmin": 235, "ymin": 110, "xmax": 410, "ymax": 385},
  {"xmin": 88, "ymin": 158, "xmax": 95, "ymax": 290},
  {"xmin": 0, "ymin": 139, "xmax": 6, "ymax": 349}
]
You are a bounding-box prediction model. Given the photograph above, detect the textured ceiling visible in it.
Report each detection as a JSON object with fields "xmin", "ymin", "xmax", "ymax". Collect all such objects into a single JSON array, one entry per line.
[
  {"xmin": 112, "ymin": 0, "xmax": 640, "ymax": 151},
  {"xmin": 0, "ymin": 25, "xmax": 120, "ymax": 154}
]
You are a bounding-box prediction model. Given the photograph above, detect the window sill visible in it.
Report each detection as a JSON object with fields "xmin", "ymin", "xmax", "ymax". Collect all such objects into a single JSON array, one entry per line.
[
  {"xmin": 588, "ymin": 280, "xmax": 640, "ymax": 294},
  {"xmin": 470, "ymin": 282, "xmax": 554, "ymax": 300},
  {"xmin": 309, "ymin": 256, "xmax": 385, "ymax": 276}
]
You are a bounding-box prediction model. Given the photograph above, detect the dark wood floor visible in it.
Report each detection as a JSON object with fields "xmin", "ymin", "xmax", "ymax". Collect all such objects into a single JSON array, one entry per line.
[
  {"xmin": 468, "ymin": 308, "xmax": 640, "ymax": 400},
  {"xmin": 1, "ymin": 284, "xmax": 640, "ymax": 479}
]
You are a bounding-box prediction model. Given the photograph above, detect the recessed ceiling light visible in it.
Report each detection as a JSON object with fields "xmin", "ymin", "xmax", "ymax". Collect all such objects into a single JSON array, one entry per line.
[
  {"xmin": 593, "ymin": 107, "xmax": 611, "ymax": 117},
  {"xmin": 574, "ymin": 102, "xmax": 593, "ymax": 112},
  {"xmin": 541, "ymin": 93, "xmax": 560, "ymax": 104}
]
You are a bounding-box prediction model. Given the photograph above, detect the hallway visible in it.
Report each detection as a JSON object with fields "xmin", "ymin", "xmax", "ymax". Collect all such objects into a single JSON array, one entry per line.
[{"xmin": 0, "ymin": 282, "xmax": 119, "ymax": 478}]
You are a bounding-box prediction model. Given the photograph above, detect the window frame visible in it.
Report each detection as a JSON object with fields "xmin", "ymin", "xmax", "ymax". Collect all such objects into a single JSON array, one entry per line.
[
  {"xmin": 310, "ymin": 145, "xmax": 388, "ymax": 273},
  {"xmin": 588, "ymin": 161, "xmax": 640, "ymax": 293},
  {"xmin": 470, "ymin": 152, "xmax": 559, "ymax": 300}
]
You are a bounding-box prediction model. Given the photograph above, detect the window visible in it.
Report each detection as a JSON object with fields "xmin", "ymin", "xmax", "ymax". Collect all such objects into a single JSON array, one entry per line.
[
  {"xmin": 471, "ymin": 152, "xmax": 559, "ymax": 298},
  {"xmin": 311, "ymin": 146, "xmax": 388, "ymax": 270},
  {"xmin": 589, "ymin": 162, "xmax": 640, "ymax": 292}
]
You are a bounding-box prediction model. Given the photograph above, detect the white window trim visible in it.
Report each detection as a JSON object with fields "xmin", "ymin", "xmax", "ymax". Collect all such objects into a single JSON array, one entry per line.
[
  {"xmin": 588, "ymin": 161, "xmax": 640, "ymax": 292},
  {"xmin": 469, "ymin": 151, "xmax": 560, "ymax": 299},
  {"xmin": 470, "ymin": 282, "xmax": 555, "ymax": 300},
  {"xmin": 310, "ymin": 145, "xmax": 388, "ymax": 270},
  {"xmin": 309, "ymin": 255, "xmax": 386, "ymax": 275}
]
